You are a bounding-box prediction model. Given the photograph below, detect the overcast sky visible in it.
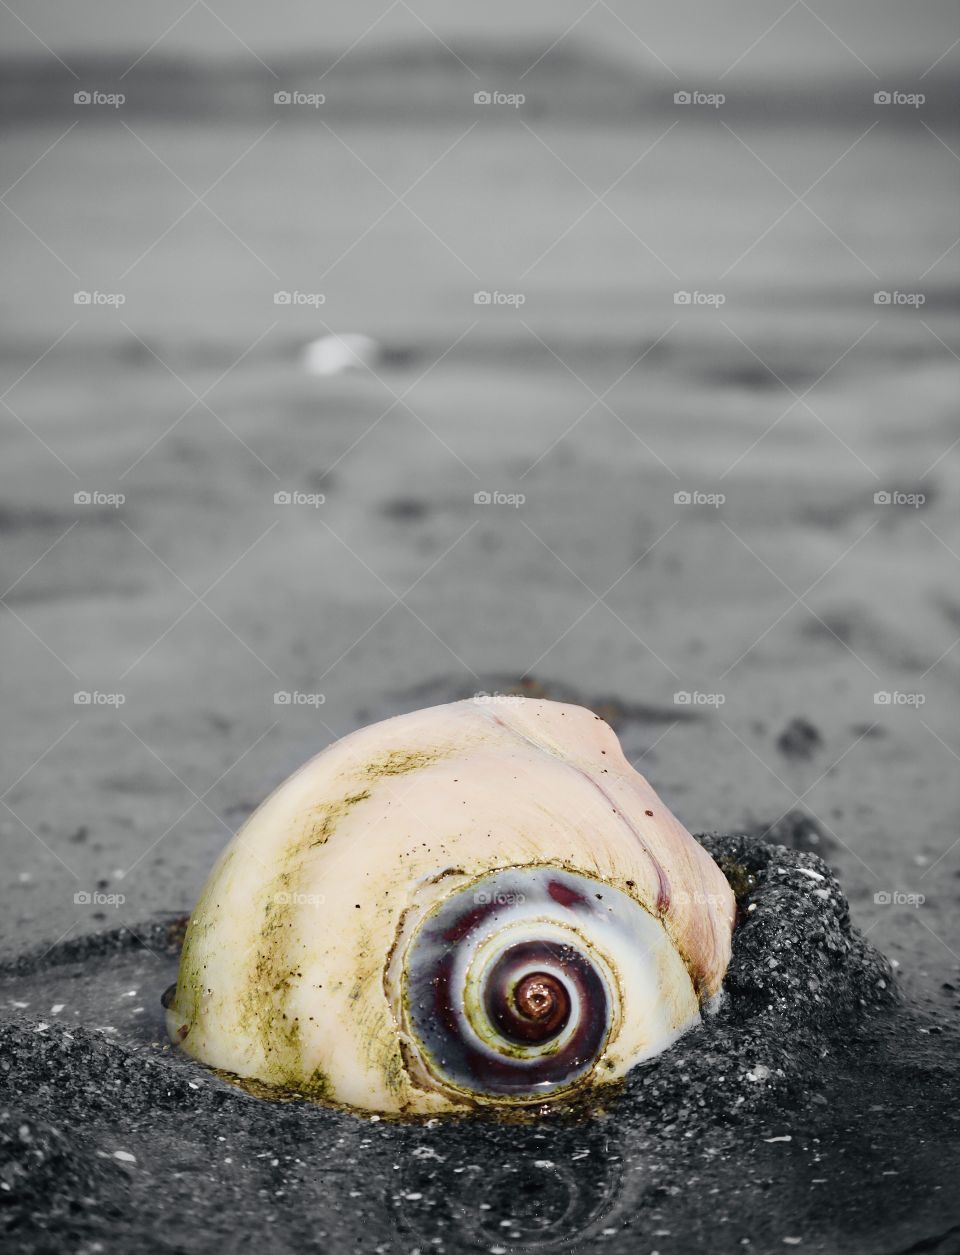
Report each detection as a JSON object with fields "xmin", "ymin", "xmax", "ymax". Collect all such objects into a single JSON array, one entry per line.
[{"xmin": 2, "ymin": 0, "xmax": 955, "ymax": 79}]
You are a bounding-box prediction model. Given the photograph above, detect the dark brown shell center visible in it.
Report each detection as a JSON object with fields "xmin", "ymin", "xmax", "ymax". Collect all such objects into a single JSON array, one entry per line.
[{"xmin": 495, "ymin": 971, "xmax": 571, "ymax": 1043}]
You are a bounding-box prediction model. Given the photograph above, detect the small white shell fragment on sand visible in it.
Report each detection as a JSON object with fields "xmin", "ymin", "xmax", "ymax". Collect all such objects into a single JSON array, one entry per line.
[{"xmin": 300, "ymin": 333, "xmax": 379, "ymax": 376}]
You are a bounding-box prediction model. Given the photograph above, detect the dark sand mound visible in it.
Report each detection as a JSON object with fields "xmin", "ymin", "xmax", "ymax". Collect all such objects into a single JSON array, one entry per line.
[{"xmin": 1, "ymin": 832, "xmax": 957, "ymax": 1254}]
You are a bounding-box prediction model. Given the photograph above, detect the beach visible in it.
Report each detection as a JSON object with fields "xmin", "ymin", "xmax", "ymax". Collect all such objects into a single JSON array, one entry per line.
[{"xmin": 3, "ymin": 108, "xmax": 959, "ymax": 1002}]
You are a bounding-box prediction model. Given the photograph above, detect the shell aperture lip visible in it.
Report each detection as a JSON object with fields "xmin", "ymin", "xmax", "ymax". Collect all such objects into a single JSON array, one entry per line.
[{"xmin": 399, "ymin": 866, "xmax": 697, "ymax": 1104}]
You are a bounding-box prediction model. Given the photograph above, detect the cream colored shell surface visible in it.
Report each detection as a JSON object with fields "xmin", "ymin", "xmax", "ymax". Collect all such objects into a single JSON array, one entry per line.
[{"xmin": 166, "ymin": 698, "xmax": 736, "ymax": 1114}]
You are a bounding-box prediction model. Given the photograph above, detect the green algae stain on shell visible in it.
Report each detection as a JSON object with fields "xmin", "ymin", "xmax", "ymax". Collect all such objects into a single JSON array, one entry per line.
[
  {"xmin": 209, "ymin": 1064, "xmax": 334, "ymax": 1105},
  {"xmin": 168, "ymin": 849, "xmax": 236, "ymax": 1041},
  {"xmin": 364, "ymin": 746, "xmax": 451, "ymax": 779},
  {"xmin": 235, "ymin": 783, "xmax": 384, "ymax": 1087},
  {"xmin": 306, "ymin": 788, "xmax": 372, "ymax": 847},
  {"xmin": 242, "ymin": 874, "xmax": 303, "ymax": 1084}
]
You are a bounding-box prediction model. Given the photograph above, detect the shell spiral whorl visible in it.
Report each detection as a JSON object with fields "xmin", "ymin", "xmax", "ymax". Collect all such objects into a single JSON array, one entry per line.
[{"xmin": 398, "ymin": 868, "xmax": 624, "ymax": 1100}]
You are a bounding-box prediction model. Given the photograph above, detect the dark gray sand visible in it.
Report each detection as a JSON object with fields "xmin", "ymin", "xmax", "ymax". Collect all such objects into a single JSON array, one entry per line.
[{"xmin": 2, "ymin": 819, "xmax": 958, "ymax": 1255}]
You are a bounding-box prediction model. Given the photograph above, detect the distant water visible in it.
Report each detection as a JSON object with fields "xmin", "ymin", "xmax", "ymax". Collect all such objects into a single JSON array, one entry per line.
[{"xmin": 1, "ymin": 43, "xmax": 956, "ymax": 125}]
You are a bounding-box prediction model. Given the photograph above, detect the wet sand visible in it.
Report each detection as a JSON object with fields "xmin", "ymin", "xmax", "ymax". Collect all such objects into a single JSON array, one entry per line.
[{"xmin": 2, "ymin": 824, "xmax": 958, "ymax": 1253}]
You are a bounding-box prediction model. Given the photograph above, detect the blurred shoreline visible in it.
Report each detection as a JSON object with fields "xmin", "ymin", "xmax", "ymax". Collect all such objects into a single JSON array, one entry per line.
[{"xmin": 2, "ymin": 43, "xmax": 957, "ymax": 125}]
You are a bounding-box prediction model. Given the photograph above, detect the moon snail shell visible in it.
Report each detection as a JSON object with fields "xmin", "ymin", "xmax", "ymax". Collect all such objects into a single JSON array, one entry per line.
[{"xmin": 166, "ymin": 698, "xmax": 736, "ymax": 1115}]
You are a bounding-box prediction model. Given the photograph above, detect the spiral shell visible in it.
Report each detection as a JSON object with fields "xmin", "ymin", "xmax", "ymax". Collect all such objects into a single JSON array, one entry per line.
[{"xmin": 166, "ymin": 697, "xmax": 735, "ymax": 1114}]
